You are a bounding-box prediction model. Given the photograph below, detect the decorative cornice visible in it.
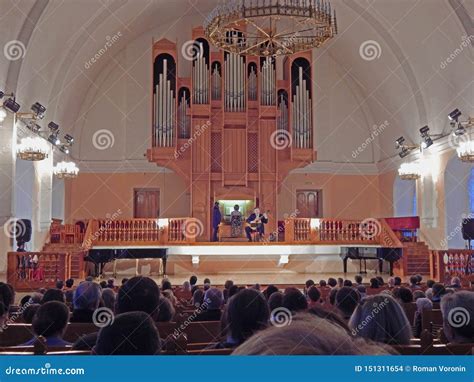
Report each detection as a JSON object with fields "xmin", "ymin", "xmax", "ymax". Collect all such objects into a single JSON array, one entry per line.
[{"xmin": 77, "ymin": 159, "xmax": 172, "ymax": 173}]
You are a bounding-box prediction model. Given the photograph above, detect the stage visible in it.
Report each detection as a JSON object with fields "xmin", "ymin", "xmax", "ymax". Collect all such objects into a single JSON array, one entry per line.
[{"xmin": 95, "ymin": 242, "xmax": 392, "ymax": 282}]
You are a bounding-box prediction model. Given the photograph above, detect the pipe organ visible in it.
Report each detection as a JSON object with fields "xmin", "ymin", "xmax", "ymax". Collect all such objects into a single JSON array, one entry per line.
[{"xmin": 148, "ymin": 28, "xmax": 316, "ymax": 240}]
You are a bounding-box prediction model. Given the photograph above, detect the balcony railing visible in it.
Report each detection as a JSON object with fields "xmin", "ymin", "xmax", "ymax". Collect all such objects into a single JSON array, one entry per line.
[{"xmin": 430, "ymin": 249, "xmax": 474, "ymax": 283}]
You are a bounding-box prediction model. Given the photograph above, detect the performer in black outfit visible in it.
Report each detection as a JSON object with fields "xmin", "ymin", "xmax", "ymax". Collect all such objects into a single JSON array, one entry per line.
[{"xmin": 245, "ymin": 208, "xmax": 269, "ymax": 242}]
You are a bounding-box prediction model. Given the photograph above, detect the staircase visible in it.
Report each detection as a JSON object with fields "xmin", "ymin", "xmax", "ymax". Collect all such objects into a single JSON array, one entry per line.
[{"xmin": 401, "ymin": 242, "xmax": 431, "ymax": 276}]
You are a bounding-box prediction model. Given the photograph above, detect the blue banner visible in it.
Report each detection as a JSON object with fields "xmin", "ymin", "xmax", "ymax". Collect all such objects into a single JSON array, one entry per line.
[{"xmin": 0, "ymin": 356, "xmax": 472, "ymax": 382}]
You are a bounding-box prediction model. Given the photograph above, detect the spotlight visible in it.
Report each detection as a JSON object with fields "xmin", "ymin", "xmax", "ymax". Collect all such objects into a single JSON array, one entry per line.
[
  {"xmin": 64, "ymin": 134, "xmax": 74, "ymax": 144},
  {"xmin": 419, "ymin": 125, "xmax": 433, "ymax": 149},
  {"xmin": 395, "ymin": 136, "xmax": 405, "ymax": 149},
  {"xmin": 26, "ymin": 121, "xmax": 41, "ymax": 132},
  {"xmin": 31, "ymin": 102, "xmax": 46, "ymax": 119},
  {"xmin": 59, "ymin": 145, "xmax": 70, "ymax": 154},
  {"xmin": 448, "ymin": 108, "xmax": 461, "ymax": 122},
  {"xmin": 48, "ymin": 121, "xmax": 59, "ymax": 133},
  {"xmin": 48, "ymin": 134, "xmax": 60, "ymax": 146},
  {"xmin": 453, "ymin": 122, "xmax": 466, "ymax": 136},
  {"xmin": 0, "ymin": 91, "xmax": 4, "ymax": 99},
  {"xmin": 3, "ymin": 97, "xmax": 20, "ymax": 113},
  {"xmin": 399, "ymin": 147, "xmax": 410, "ymax": 158}
]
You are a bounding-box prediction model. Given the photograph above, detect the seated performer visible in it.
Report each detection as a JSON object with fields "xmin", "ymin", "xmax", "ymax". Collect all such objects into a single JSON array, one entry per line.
[
  {"xmin": 230, "ymin": 204, "xmax": 243, "ymax": 238},
  {"xmin": 245, "ymin": 207, "xmax": 269, "ymax": 242}
]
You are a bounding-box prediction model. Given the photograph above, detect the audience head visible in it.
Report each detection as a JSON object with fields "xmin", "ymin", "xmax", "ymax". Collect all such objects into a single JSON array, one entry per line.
[
  {"xmin": 282, "ymin": 287, "xmax": 308, "ymax": 312},
  {"xmin": 387, "ymin": 277, "xmax": 395, "ymax": 288},
  {"xmin": 228, "ymin": 285, "xmax": 239, "ymax": 299},
  {"xmin": 94, "ymin": 312, "xmax": 161, "ymax": 355},
  {"xmin": 0, "ymin": 282, "xmax": 15, "ymax": 308},
  {"xmin": 329, "ymin": 288, "xmax": 338, "ymax": 306},
  {"xmin": 234, "ymin": 314, "xmax": 390, "ymax": 355},
  {"xmin": 397, "ymin": 287, "xmax": 414, "ymax": 303},
  {"xmin": 20, "ymin": 295, "xmax": 32, "ymax": 307},
  {"xmin": 22, "ymin": 303, "xmax": 40, "ymax": 324},
  {"xmin": 369, "ymin": 278, "xmax": 379, "ymax": 289},
  {"xmin": 225, "ymin": 289, "xmax": 269, "ymax": 344},
  {"xmin": 349, "ymin": 295, "xmax": 412, "ymax": 345},
  {"xmin": 42, "ymin": 288, "xmax": 65, "ymax": 304},
  {"xmin": 450, "ymin": 276, "xmax": 461, "ymax": 288},
  {"xmin": 268, "ymin": 291, "xmax": 284, "ymax": 312},
  {"xmin": 426, "ymin": 279, "xmax": 435, "ymax": 289},
  {"xmin": 65, "ymin": 278, "xmax": 74, "ymax": 289},
  {"xmin": 376, "ymin": 277, "xmax": 384, "ymax": 287},
  {"xmin": 73, "ymin": 282, "xmax": 102, "ymax": 311},
  {"xmin": 203, "ymin": 278, "xmax": 211, "ymax": 285},
  {"xmin": 305, "ymin": 279, "xmax": 315, "ymax": 289},
  {"xmin": 161, "ymin": 280, "xmax": 172, "ymax": 291},
  {"xmin": 117, "ymin": 276, "xmax": 160, "ymax": 319},
  {"xmin": 32, "ymin": 301, "xmax": 69, "ymax": 339},
  {"xmin": 107, "ymin": 278, "xmax": 115, "ymax": 289},
  {"xmin": 182, "ymin": 280, "xmax": 191, "ymax": 292},
  {"xmin": 192, "ymin": 288, "xmax": 204, "ymax": 307},
  {"xmin": 394, "ymin": 277, "xmax": 402, "ymax": 286},
  {"xmin": 99, "ymin": 281, "xmax": 107, "ymax": 289},
  {"xmin": 354, "ymin": 275, "xmax": 363, "ymax": 284},
  {"xmin": 307, "ymin": 286, "xmax": 321, "ymax": 303},
  {"xmin": 335, "ymin": 287, "xmax": 360, "ymax": 319},
  {"xmin": 337, "ymin": 277, "xmax": 344, "ymax": 287},
  {"xmin": 415, "ymin": 297, "xmax": 432, "ymax": 313},
  {"xmin": 101, "ymin": 288, "xmax": 116, "ymax": 311},
  {"xmin": 409, "ymin": 275, "xmax": 418, "ymax": 286},
  {"xmin": 440, "ymin": 291, "xmax": 474, "ymax": 344},
  {"xmin": 431, "ymin": 283, "xmax": 446, "ymax": 302},
  {"xmin": 327, "ymin": 278, "xmax": 337, "ymax": 288},
  {"xmin": 157, "ymin": 296, "xmax": 175, "ymax": 322},
  {"xmin": 343, "ymin": 280, "xmax": 353, "ymax": 287},
  {"xmin": 224, "ymin": 280, "xmax": 234, "ymax": 290},
  {"xmin": 319, "ymin": 280, "xmax": 327, "ymax": 287},
  {"xmin": 55, "ymin": 280, "xmax": 64, "ymax": 290},
  {"xmin": 415, "ymin": 274, "xmax": 422, "ymax": 284},
  {"xmin": 412, "ymin": 290, "xmax": 426, "ymax": 301},
  {"xmin": 121, "ymin": 278, "xmax": 129, "ymax": 286},
  {"xmin": 356, "ymin": 285, "xmax": 366, "ymax": 299},
  {"xmin": 204, "ymin": 287, "xmax": 224, "ymax": 310},
  {"xmin": 189, "ymin": 275, "xmax": 198, "ymax": 286},
  {"xmin": 263, "ymin": 285, "xmax": 278, "ymax": 300}
]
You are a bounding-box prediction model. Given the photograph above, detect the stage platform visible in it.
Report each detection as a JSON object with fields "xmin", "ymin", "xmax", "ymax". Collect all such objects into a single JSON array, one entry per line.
[{"xmin": 96, "ymin": 242, "xmax": 390, "ymax": 280}]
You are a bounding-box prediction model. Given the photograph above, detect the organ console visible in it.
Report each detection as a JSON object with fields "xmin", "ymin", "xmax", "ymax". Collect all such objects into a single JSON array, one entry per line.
[{"xmin": 147, "ymin": 27, "xmax": 317, "ymax": 241}]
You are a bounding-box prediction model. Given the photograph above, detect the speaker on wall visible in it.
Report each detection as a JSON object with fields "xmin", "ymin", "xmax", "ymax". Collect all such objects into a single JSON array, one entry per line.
[
  {"xmin": 461, "ymin": 218, "xmax": 474, "ymax": 241},
  {"xmin": 15, "ymin": 219, "xmax": 32, "ymax": 247}
]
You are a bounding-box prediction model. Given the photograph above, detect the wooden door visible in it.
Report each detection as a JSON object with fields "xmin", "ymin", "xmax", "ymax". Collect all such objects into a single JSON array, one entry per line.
[
  {"xmin": 296, "ymin": 190, "xmax": 322, "ymax": 218},
  {"xmin": 134, "ymin": 189, "xmax": 160, "ymax": 218}
]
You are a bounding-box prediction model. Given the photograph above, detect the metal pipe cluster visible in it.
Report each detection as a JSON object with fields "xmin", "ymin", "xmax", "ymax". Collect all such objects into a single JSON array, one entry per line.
[
  {"xmin": 193, "ymin": 42, "xmax": 209, "ymax": 104},
  {"xmin": 154, "ymin": 59, "xmax": 175, "ymax": 147},
  {"xmin": 260, "ymin": 57, "xmax": 275, "ymax": 106},
  {"xmin": 292, "ymin": 66, "xmax": 312, "ymax": 148}
]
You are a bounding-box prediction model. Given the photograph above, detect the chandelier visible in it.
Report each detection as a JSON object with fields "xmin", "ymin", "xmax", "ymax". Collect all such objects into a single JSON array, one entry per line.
[
  {"xmin": 398, "ymin": 162, "xmax": 421, "ymax": 180},
  {"xmin": 204, "ymin": 0, "xmax": 337, "ymax": 57},
  {"xmin": 53, "ymin": 161, "xmax": 79, "ymax": 179},
  {"xmin": 457, "ymin": 141, "xmax": 474, "ymax": 162},
  {"xmin": 16, "ymin": 137, "xmax": 49, "ymax": 161}
]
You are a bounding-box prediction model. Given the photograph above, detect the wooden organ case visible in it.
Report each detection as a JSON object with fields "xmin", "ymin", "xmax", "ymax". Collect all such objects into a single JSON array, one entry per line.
[{"xmin": 147, "ymin": 27, "xmax": 316, "ymax": 241}]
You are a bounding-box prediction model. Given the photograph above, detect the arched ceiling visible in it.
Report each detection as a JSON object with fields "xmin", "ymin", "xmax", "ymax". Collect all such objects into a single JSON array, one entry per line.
[{"xmin": 1, "ymin": 0, "xmax": 472, "ymax": 168}]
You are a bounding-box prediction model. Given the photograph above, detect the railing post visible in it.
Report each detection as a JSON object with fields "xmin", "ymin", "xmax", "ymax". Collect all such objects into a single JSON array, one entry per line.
[{"xmin": 285, "ymin": 218, "xmax": 295, "ymax": 243}]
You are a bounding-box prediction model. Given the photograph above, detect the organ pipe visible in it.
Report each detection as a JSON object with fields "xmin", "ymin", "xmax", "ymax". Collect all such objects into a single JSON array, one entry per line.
[
  {"xmin": 178, "ymin": 91, "xmax": 190, "ymax": 139},
  {"xmin": 292, "ymin": 66, "xmax": 312, "ymax": 149},
  {"xmin": 193, "ymin": 42, "xmax": 209, "ymax": 104},
  {"xmin": 154, "ymin": 59, "xmax": 175, "ymax": 147},
  {"xmin": 224, "ymin": 49, "xmax": 246, "ymax": 112},
  {"xmin": 248, "ymin": 65, "xmax": 257, "ymax": 101},
  {"xmin": 211, "ymin": 63, "xmax": 221, "ymax": 100},
  {"xmin": 260, "ymin": 57, "xmax": 275, "ymax": 106},
  {"xmin": 277, "ymin": 93, "xmax": 288, "ymax": 132}
]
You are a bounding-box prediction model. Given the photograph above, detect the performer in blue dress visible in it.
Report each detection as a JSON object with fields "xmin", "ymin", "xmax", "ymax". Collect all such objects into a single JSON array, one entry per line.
[{"xmin": 245, "ymin": 207, "xmax": 269, "ymax": 242}]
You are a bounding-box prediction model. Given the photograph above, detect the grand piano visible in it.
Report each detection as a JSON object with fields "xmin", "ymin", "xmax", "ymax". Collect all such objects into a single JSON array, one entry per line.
[
  {"xmin": 340, "ymin": 247, "xmax": 403, "ymax": 276},
  {"xmin": 84, "ymin": 248, "xmax": 168, "ymax": 277}
]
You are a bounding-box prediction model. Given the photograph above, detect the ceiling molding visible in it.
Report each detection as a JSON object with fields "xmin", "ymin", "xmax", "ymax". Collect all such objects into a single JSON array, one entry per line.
[{"xmin": 76, "ymin": 159, "xmax": 171, "ymax": 174}]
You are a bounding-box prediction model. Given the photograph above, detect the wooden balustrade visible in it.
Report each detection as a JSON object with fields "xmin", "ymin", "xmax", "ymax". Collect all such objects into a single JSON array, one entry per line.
[
  {"xmin": 430, "ymin": 249, "xmax": 473, "ymax": 284},
  {"xmin": 7, "ymin": 252, "xmax": 72, "ymax": 291},
  {"xmin": 284, "ymin": 218, "xmax": 402, "ymax": 247},
  {"xmin": 82, "ymin": 217, "xmax": 198, "ymax": 247}
]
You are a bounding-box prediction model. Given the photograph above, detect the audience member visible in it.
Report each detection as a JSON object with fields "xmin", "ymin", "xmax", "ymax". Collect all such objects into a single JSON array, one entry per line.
[
  {"xmin": 22, "ymin": 303, "xmax": 40, "ymax": 324},
  {"xmin": 157, "ymin": 296, "xmax": 175, "ymax": 322},
  {"xmin": 431, "ymin": 283, "xmax": 446, "ymax": 303},
  {"xmin": 396, "ymin": 287, "xmax": 414, "ymax": 303},
  {"xmin": 64, "ymin": 278, "xmax": 75, "ymax": 303},
  {"xmin": 376, "ymin": 277, "xmax": 384, "ymax": 287},
  {"xmin": 192, "ymin": 288, "xmax": 204, "ymax": 307},
  {"xmin": 268, "ymin": 291, "xmax": 284, "ymax": 313},
  {"xmin": 24, "ymin": 301, "xmax": 71, "ymax": 347},
  {"xmin": 440, "ymin": 291, "xmax": 474, "ymax": 344},
  {"xmin": 327, "ymin": 278, "xmax": 337, "ymax": 288},
  {"xmin": 55, "ymin": 280, "xmax": 64, "ymax": 290},
  {"xmin": 117, "ymin": 276, "xmax": 160, "ymax": 320},
  {"xmin": 94, "ymin": 312, "xmax": 161, "ymax": 355},
  {"xmin": 394, "ymin": 277, "xmax": 402, "ymax": 286},
  {"xmin": 0, "ymin": 282, "xmax": 15, "ymax": 310},
  {"xmin": 356, "ymin": 285, "xmax": 366, "ymax": 299},
  {"xmin": 426, "ymin": 279, "xmax": 435, "ymax": 289},
  {"xmin": 161, "ymin": 280, "xmax": 172, "ymax": 291},
  {"xmin": 343, "ymin": 280, "xmax": 353, "ymax": 287},
  {"xmin": 71, "ymin": 282, "xmax": 101, "ymax": 323},
  {"xmin": 349, "ymin": 295, "xmax": 412, "ymax": 345},
  {"xmin": 106, "ymin": 278, "xmax": 115, "ymax": 289},
  {"xmin": 319, "ymin": 280, "xmax": 327, "ymax": 288},
  {"xmin": 449, "ymin": 277, "xmax": 462, "ymax": 290},
  {"xmin": 412, "ymin": 290, "xmax": 426, "ymax": 301},
  {"xmin": 189, "ymin": 275, "xmax": 198, "ymax": 287},
  {"xmin": 219, "ymin": 289, "xmax": 269, "ymax": 349},
  {"xmin": 335, "ymin": 287, "xmax": 360, "ymax": 320},
  {"xmin": 101, "ymin": 288, "xmax": 116, "ymax": 311},
  {"xmin": 413, "ymin": 298, "xmax": 432, "ymax": 338},
  {"xmin": 263, "ymin": 285, "xmax": 278, "ymax": 300},
  {"xmin": 328, "ymin": 288, "xmax": 338, "ymax": 306},
  {"xmin": 369, "ymin": 278, "xmax": 379, "ymax": 289},
  {"xmin": 121, "ymin": 278, "xmax": 129, "ymax": 286},
  {"xmin": 307, "ymin": 286, "xmax": 321, "ymax": 308},
  {"xmin": 282, "ymin": 287, "xmax": 308, "ymax": 312},
  {"xmin": 195, "ymin": 287, "xmax": 223, "ymax": 321},
  {"xmin": 354, "ymin": 275, "xmax": 363, "ymax": 285},
  {"xmin": 409, "ymin": 275, "xmax": 421, "ymax": 290},
  {"xmin": 41, "ymin": 288, "xmax": 65, "ymax": 304}
]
